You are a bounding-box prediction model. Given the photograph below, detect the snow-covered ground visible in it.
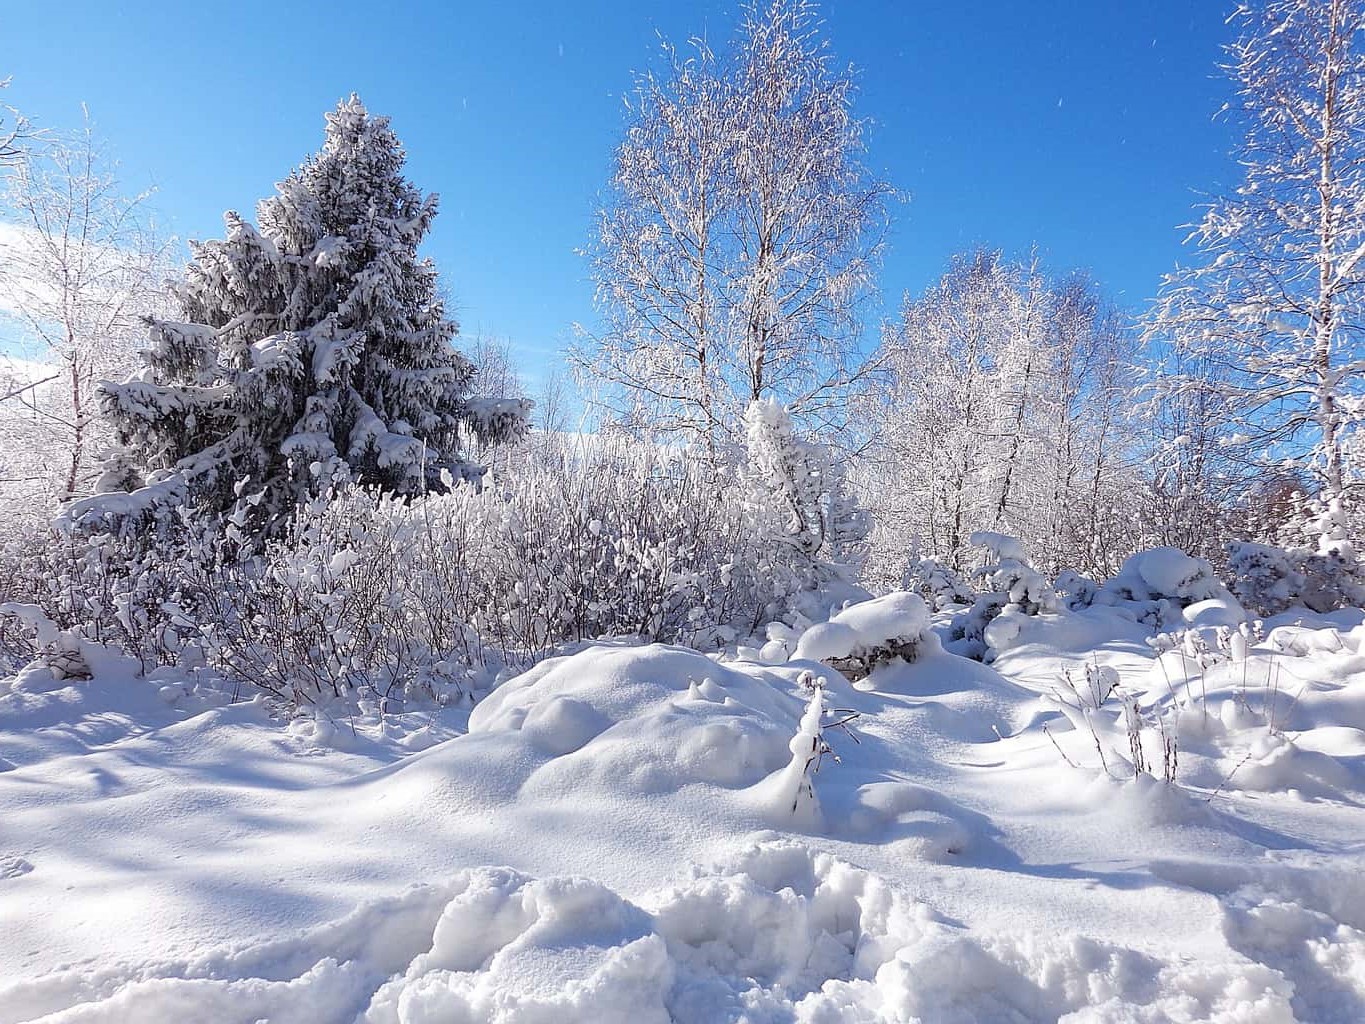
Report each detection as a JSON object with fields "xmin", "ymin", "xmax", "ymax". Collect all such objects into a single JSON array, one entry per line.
[{"xmin": 3, "ymin": 599, "xmax": 1365, "ymax": 1022}]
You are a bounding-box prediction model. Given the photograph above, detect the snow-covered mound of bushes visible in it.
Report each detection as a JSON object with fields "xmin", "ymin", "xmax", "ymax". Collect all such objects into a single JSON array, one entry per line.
[
  {"xmin": 469, "ymin": 643, "xmax": 798, "ymax": 791},
  {"xmin": 791, "ymin": 591, "xmax": 937, "ymax": 678},
  {"xmin": 1091, "ymin": 546, "xmax": 1238, "ymax": 628},
  {"xmin": 902, "ymin": 556, "xmax": 975, "ymax": 610},
  {"xmin": 1098, "ymin": 547, "xmax": 1230, "ymax": 607},
  {"xmin": 1228, "ymin": 539, "xmax": 1365, "ymax": 617},
  {"xmin": 944, "ymin": 533, "xmax": 1059, "ymax": 662}
]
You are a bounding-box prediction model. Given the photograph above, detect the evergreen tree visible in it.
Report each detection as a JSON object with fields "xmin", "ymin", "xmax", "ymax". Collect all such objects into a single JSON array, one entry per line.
[{"xmin": 73, "ymin": 95, "xmax": 528, "ymax": 533}]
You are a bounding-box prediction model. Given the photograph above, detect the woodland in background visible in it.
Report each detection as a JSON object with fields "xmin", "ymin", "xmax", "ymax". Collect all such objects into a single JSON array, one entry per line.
[{"xmin": 1, "ymin": 0, "xmax": 1363, "ymax": 702}]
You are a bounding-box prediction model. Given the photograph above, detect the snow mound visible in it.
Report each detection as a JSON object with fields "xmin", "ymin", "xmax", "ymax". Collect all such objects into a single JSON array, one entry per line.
[
  {"xmin": 468, "ymin": 644, "xmax": 799, "ymax": 792},
  {"xmin": 1182, "ymin": 597, "xmax": 1248, "ymax": 630},
  {"xmin": 792, "ymin": 591, "xmax": 937, "ymax": 673}
]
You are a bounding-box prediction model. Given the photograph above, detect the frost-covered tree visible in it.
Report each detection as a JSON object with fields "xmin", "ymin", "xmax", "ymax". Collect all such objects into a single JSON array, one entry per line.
[
  {"xmin": 0, "ymin": 116, "xmax": 173, "ymax": 516},
  {"xmin": 0, "ymin": 77, "xmax": 32, "ymax": 167},
  {"xmin": 861, "ymin": 250, "xmax": 1140, "ymax": 581},
  {"xmin": 744, "ymin": 398, "xmax": 826, "ymax": 556},
  {"xmin": 575, "ymin": 0, "xmax": 893, "ymax": 459},
  {"xmin": 72, "ymin": 96, "xmax": 528, "ymax": 533},
  {"xmin": 1148, "ymin": 0, "xmax": 1365, "ymax": 544}
]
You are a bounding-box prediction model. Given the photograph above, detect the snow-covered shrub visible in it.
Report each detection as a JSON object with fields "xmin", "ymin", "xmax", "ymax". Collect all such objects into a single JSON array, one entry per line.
[
  {"xmin": 947, "ymin": 533, "xmax": 1058, "ymax": 661},
  {"xmin": 902, "ymin": 556, "xmax": 975, "ymax": 610},
  {"xmin": 1227, "ymin": 539, "xmax": 1365, "ymax": 616},
  {"xmin": 1054, "ymin": 570, "xmax": 1098, "ymax": 610},
  {"xmin": 168, "ymin": 439, "xmax": 831, "ymax": 711},
  {"xmin": 1228, "ymin": 490, "xmax": 1365, "ymax": 615},
  {"xmin": 6, "ymin": 425, "xmax": 847, "ymax": 713},
  {"xmin": 1296, "ymin": 548, "xmax": 1365, "ymax": 613},
  {"xmin": 792, "ymin": 591, "xmax": 938, "ymax": 679},
  {"xmin": 969, "ymin": 533, "xmax": 1057, "ymax": 614},
  {"xmin": 1226, "ymin": 542, "xmax": 1303, "ymax": 616},
  {"xmin": 1095, "ymin": 547, "xmax": 1233, "ymax": 627},
  {"xmin": 181, "ymin": 482, "xmax": 485, "ymax": 710},
  {"xmin": 1100, "ymin": 547, "xmax": 1229, "ymax": 606},
  {"xmin": 0, "ymin": 521, "xmax": 50, "ymax": 670},
  {"xmin": 0, "ymin": 511, "xmax": 215, "ymax": 676},
  {"xmin": 743, "ymin": 398, "xmax": 869, "ymax": 572}
]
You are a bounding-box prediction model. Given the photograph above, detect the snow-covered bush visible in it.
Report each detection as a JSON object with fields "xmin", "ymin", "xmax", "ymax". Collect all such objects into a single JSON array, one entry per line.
[
  {"xmin": 969, "ymin": 533, "xmax": 1057, "ymax": 613},
  {"xmin": 1226, "ymin": 542, "xmax": 1303, "ymax": 617},
  {"xmin": 6, "ymin": 431, "xmax": 844, "ymax": 712},
  {"xmin": 180, "ymin": 482, "xmax": 485, "ymax": 710},
  {"xmin": 162, "ymin": 440, "xmax": 833, "ymax": 710},
  {"xmin": 902, "ymin": 556, "xmax": 975, "ymax": 610},
  {"xmin": 0, "ymin": 521, "xmax": 49, "ymax": 670},
  {"xmin": 0, "ymin": 511, "xmax": 214, "ymax": 676},
  {"xmin": 947, "ymin": 533, "xmax": 1058, "ymax": 661},
  {"xmin": 792, "ymin": 591, "xmax": 938, "ymax": 679},
  {"xmin": 1227, "ymin": 539, "xmax": 1365, "ymax": 616},
  {"xmin": 1054, "ymin": 570, "xmax": 1099, "ymax": 610},
  {"xmin": 1095, "ymin": 547, "xmax": 1233, "ymax": 627},
  {"xmin": 1100, "ymin": 547, "xmax": 1229, "ymax": 607},
  {"xmin": 1296, "ymin": 548, "xmax": 1365, "ymax": 613}
]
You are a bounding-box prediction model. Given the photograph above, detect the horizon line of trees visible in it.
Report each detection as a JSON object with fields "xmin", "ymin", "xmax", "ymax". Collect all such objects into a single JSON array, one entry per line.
[{"xmin": 1, "ymin": 0, "xmax": 1362, "ymax": 591}]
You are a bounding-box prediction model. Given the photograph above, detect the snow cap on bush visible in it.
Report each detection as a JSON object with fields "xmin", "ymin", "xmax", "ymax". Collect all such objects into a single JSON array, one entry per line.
[
  {"xmin": 1098, "ymin": 547, "xmax": 1230, "ymax": 607},
  {"xmin": 793, "ymin": 591, "xmax": 937, "ymax": 678}
]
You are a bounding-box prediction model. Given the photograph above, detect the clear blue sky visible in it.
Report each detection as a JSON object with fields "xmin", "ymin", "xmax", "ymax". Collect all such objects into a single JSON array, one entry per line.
[{"xmin": 3, "ymin": 0, "xmax": 1239, "ymax": 380}]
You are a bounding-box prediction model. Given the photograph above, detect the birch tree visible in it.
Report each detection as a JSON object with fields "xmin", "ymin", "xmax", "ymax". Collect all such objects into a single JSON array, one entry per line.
[
  {"xmin": 0, "ymin": 78, "xmax": 33, "ymax": 167},
  {"xmin": 1148, "ymin": 0, "xmax": 1365, "ymax": 540},
  {"xmin": 0, "ymin": 117, "xmax": 173, "ymax": 515},
  {"xmin": 861, "ymin": 251, "xmax": 1140, "ymax": 582},
  {"xmin": 576, "ymin": 0, "xmax": 893, "ymax": 459}
]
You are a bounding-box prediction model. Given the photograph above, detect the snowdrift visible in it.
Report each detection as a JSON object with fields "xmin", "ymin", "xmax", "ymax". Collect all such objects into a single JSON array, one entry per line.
[{"xmin": 3, "ymin": 598, "xmax": 1365, "ymax": 1021}]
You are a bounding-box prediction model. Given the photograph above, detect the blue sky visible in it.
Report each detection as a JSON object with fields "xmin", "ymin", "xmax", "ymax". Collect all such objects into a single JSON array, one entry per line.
[{"xmin": 3, "ymin": 1, "xmax": 1238, "ymax": 380}]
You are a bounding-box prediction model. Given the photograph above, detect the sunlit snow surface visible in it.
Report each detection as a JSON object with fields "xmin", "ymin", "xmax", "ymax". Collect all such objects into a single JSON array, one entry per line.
[{"xmin": 3, "ymin": 602, "xmax": 1365, "ymax": 1022}]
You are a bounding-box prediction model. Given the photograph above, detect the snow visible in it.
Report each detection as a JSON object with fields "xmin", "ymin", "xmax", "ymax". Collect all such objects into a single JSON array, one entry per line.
[
  {"xmin": 1100, "ymin": 546, "xmax": 1232, "ymax": 607},
  {"xmin": 792, "ymin": 591, "xmax": 933, "ymax": 665},
  {"xmin": 3, "ymin": 600, "xmax": 1365, "ymax": 1021},
  {"xmin": 968, "ymin": 530, "xmax": 1028, "ymax": 563}
]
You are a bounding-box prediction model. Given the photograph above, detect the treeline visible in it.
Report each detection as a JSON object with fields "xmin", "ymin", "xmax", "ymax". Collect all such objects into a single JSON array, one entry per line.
[{"xmin": 1, "ymin": 1, "xmax": 1364, "ymax": 697}]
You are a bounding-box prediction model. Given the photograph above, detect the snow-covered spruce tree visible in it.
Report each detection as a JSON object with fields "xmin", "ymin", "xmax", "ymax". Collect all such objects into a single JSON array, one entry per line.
[
  {"xmin": 1147, "ymin": 0, "xmax": 1365, "ymax": 546},
  {"xmin": 71, "ymin": 96, "xmax": 528, "ymax": 534}
]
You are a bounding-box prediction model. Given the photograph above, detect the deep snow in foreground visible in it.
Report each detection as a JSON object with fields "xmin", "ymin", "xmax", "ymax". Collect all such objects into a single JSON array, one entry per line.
[{"xmin": 3, "ymin": 600, "xmax": 1365, "ymax": 1022}]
